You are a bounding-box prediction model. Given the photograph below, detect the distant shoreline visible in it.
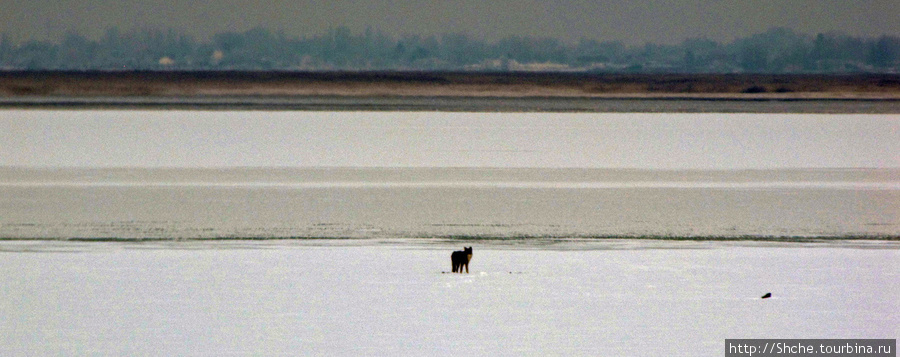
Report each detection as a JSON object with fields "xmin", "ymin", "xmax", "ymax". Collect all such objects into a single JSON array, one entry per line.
[{"xmin": 2, "ymin": 71, "xmax": 900, "ymax": 112}]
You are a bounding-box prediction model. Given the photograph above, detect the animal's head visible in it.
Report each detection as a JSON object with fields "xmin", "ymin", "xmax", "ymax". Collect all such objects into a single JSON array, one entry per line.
[{"xmin": 464, "ymin": 247, "xmax": 472, "ymax": 254}]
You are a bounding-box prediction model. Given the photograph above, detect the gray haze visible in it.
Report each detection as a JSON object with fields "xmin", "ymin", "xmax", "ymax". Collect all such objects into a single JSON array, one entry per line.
[{"xmin": 2, "ymin": 0, "xmax": 898, "ymax": 44}]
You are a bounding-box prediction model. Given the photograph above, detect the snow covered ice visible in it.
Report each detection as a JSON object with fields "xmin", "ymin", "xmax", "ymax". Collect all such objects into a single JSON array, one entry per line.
[{"xmin": 1, "ymin": 239, "xmax": 897, "ymax": 356}]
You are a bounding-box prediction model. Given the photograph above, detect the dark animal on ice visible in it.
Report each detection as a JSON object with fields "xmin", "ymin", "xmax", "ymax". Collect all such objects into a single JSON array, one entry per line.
[
  {"xmin": 761, "ymin": 292, "xmax": 772, "ymax": 299},
  {"xmin": 451, "ymin": 247, "xmax": 473, "ymax": 273}
]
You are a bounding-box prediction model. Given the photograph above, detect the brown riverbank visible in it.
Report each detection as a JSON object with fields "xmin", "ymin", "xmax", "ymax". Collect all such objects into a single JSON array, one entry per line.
[
  {"xmin": 3, "ymin": 71, "xmax": 900, "ymax": 112},
  {"xmin": 2, "ymin": 71, "xmax": 900, "ymax": 99}
]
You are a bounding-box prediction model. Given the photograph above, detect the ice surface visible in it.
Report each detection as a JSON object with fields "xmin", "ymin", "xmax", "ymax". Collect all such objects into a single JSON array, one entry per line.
[
  {"xmin": 1, "ymin": 240, "xmax": 897, "ymax": 356},
  {"xmin": 2, "ymin": 111, "xmax": 899, "ymax": 168},
  {"xmin": 1, "ymin": 110, "xmax": 898, "ymax": 355}
]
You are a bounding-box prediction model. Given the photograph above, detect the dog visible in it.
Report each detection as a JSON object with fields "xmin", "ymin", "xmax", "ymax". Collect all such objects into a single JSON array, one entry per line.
[{"xmin": 451, "ymin": 247, "xmax": 473, "ymax": 273}]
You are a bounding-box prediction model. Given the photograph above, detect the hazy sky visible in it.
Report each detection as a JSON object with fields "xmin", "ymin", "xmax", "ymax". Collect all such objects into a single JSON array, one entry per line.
[
  {"xmin": 1, "ymin": 0, "xmax": 898, "ymax": 44},
  {"xmin": 2, "ymin": 111, "xmax": 898, "ymax": 169}
]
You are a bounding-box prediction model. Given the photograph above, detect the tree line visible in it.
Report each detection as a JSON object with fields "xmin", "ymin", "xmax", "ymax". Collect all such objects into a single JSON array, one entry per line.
[{"xmin": 1, "ymin": 27, "xmax": 898, "ymax": 73}]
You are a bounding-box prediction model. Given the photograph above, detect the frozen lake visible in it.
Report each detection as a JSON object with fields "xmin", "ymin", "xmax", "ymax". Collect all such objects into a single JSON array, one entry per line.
[
  {"xmin": 2, "ymin": 111, "xmax": 898, "ymax": 168},
  {"xmin": 1, "ymin": 110, "xmax": 899, "ymax": 239},
  {"xmin": 1, "ymin": 110, "xmax": 897, "ymax": 355},
  {"xmin": 1, "ymin": 239, "xmax": 898, "ymax": 356}
]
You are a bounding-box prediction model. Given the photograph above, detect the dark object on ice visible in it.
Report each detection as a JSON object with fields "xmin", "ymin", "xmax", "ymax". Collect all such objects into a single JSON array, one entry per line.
[
  {"xmin": 451, "ymin": 247, "xmax": 473, "ymax": 273},
  {"xmin": 761, "ymin": 292, "xmax": 772, "ymax": 299}
]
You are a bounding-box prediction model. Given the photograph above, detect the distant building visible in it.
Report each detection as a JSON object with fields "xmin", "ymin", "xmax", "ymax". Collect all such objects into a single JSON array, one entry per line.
[
  {"xmin": 465, "ymin": 59, "xmax": 572, "ymax": 72},
  {"xmin": 210, "ymin": 50, "xmax": 224, "ymax": 65},
  {"xmin": 158, "ymin": 57, "xmax": 175, "ymax": 66}
]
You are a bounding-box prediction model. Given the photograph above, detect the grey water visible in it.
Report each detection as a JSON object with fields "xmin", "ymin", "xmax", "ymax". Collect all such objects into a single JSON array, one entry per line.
[
  {"xmin": 1, "ymin": 167, "xmax": 897, "ymax": 240},
  {"xmin": 5, "ymin": 95, "xmax": 900, "ymax": 113}
]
